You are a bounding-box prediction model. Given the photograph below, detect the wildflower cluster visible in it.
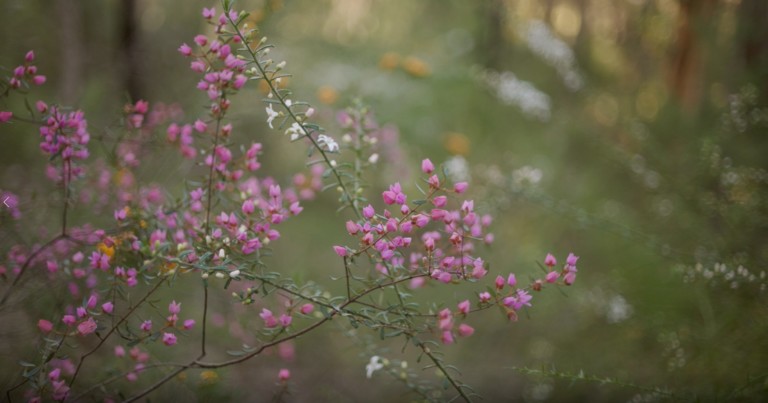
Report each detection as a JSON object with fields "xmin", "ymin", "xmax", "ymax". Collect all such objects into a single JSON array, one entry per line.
[{"xmin": 0, "ymin": 2, "xmax": 582, "ymax": 402}]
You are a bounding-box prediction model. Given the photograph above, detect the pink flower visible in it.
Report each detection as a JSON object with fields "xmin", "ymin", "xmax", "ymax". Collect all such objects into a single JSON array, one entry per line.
[
  {"xmin": 441, "ymin": 330, "xmax": 454, "ymax": 345},
  {"xmin": 32, "ymin": 75, "xmax": 46, "ymax": 85},
  {"xmin": 194, "ymin": 34, "xmax": 208, "ymax": 47},
  {"xmin": 36, "ymin": 100, "xmax": 48, "ymax": 113},
  {"xmin": 278, "ymin": 368, "xmax": 291, "ymax": 382},
  {"xmin": 178, "ymin": 43, "xmax": 192, "ymax": 56},
  {"xmin": 333, "ymin": 245, "xmax": 347, "ymax": 257},
  {"xmin": 62, "ymin": 315, "xmax": 76, "ymax": 326},
  {"xmin": 25, "ymin": 50, "xmax": 35, "ymax": 62},
  {"xmin": 457, "ymin": 300, "xmax": 470, "ymax": 315},
  {"xmin": 77, "ymin": 317, "xmax": 98, "ymax": 336},
  {"xmin": 362, "ymin": 204, "xmax": 375, "ymax": 219},
  {"xmin": 233, "ymin": 74, "xmax": 247, "ymax": 89},
  {"xmin": 503, "ymin": 289, "xmax": 533, "ymax": 311},
  {"xmin": 0, "ymin": 111, "xmax": 12, "ymax": 123},
  {"xmin": 260, "ymin": 308, "xmax": 277, "ymax": 328},
  {"xmin": 458, "ymin": 323, "xmax": 475, "ymax": 337},
  {"xmin": 115, "ymin": 346, "xmax": 125, "ymax": 357},
  {"xmin": 194, "ymin": 119, "xmax": 207, "ymax": 132},
  {"xmin": 566, "ymin": 253, "xmax": 579, "ymax": 266},
  {"xmin": 183, "ymin": 319, "xmax": 196, "ymax": 330},
  {"xmin": 38, "ymin": 319, "xmax": 53, "ymax": 333},
  {"xmin": 421, "ymin": 158, "xmax": 435, "ymax": 174},
  {"xmin": 202, "ymin": 7, "xmax": 215, "ymax": 19},
  {"xmin": 279, "ymin": 314, "xmax": 292, "ymax": 327},
  {"xmin": 140, "ymin": 320, "xmax": 152, "ymax": 332},
  {"xmin": 544, "ymin": 253, "xmax": 557, "ymax": 267},
  {"xmin": 169, "ymin": 300, "xmax": 181, "ymax": 315},
  {"xmin": 345, "ymin": 220, "xmax": 359, "ymax": 235},
  {"xmin": 428, "ymin": 175, "xmax": 440, "ymax": 188},
  {"xmin": 478, "ymin": 291, "xmax": 491, "ymax": 303},
  {"xmin": 564, "ymin": 266, "xmax": 578, "ymax": 285},
  {"xmin": 545, "ymin": 271, "xmax": 559, "ymax": 283},
  {"xmin": 432, "ymin": 195, "xmax": 447, "ymax": 207},
  {"xmin": 507, "ymin": 273, "xmax": 517, "ymax": 287},
  {"xmin": 300, "ymin": 303, "xmax": 314, "ymax": 315},
  {"xmin": 494, "ymin": 275, "xmax": 505, "ymax": 290},
  {"xmin": 162, "ymin": 332, "xmax": 177, "ymax": 346},
  {"xmin": 454, "ymin": 182, "xmax": 468, "ymax": 193}
]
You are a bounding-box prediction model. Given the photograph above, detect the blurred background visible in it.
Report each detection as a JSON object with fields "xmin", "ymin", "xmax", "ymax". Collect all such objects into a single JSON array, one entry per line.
[{"xmin": 1, "ymin": 0, "xmax": 767, "ymax": 401}]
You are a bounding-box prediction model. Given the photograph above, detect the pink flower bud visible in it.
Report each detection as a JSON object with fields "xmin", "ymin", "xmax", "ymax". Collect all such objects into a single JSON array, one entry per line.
[
  {"xmin": 102, "ymin": 302, "xmax": 114, "ymax": 314},
  {"xmin": 544, "ymin": 253, "xmax": 557, "ymax": 267},
  {"xmin": 494, "ymin": 275, "xmax": 505, "ymax": 290},
  {"xmin": 478, "ymin": 292, "xmax": 491, "ymax": 303},
  {"xmin": 453, "ymin": 182, "xmax": 468, "ymax": 193},
  {"xmin": 0, "ymin": 111, "xmax": 12, "ymax": 123},
  {"xmin": 345, "ymin": 220, "xmax": 359, "ymax": 235},
  {"xmin": 183, "ymin": 319, "xmax": 196, "ymax": 329},
  {"xmin": 242, "ymin": 199, "xmax": 255, "ymax": 215},
  {"xmin": 25, "ymin": 50, "xmax": 35, "ymax": 62},
  {"xmin": 178, "ymin": 43, "xmax": 192, "ymax": 56},
  {"xmin": 545, "ymin": 271, "xmax": 559, "ymax": 283},
  {"xmin": 38, "ymin": 319, "xmax": 53, "ymax": 333},
  {"xmin": 279, "ymin": 314, "xmax": 292, "ymax": 327},
  {"xmin": 421, "ymin": 158, "xmax": 434, "ymax": 174},
  {"xmin": 333, "ymin": 245, "xmax": 347, "ymax": 257},
  {"xmin": 362, "ymin": 204, "xmax": 375, "ymax": 219},
  {"xmin": 457, "ymin": 300, "xmax": 470, "ymax": 315},
  {"xmin": 432, "ymin": 195, "xmax": 447, "ymax": 207},
  {"xmin": 507, "ymin": 273, "xmax": 517, "ymax": 287},
  {"xmin": 194, "ymin": 35, "xmax": 208, "ymax": 47},
  {"xmin": 300, "ymin": 303, "xmax": 314, "ymax": 315},
  {"xmin": 32, "ymin": 75, "xmax": 46, "ymax": 85},
  {"xmin": 441, "ymin": 330, "xmax": 454, "ymax": 345},
  {"xmin": 458, "ymin": 323, "xmax": 475, "ymax": 337},
  {"xmin": 278, "ymin": 368, "xmax": 291, "ymax": 382}
]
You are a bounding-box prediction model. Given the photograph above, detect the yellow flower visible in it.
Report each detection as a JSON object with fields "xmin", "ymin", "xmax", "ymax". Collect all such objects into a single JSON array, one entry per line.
[
  {"xmin": 402, "ymin": 56, "xmax": 431, "ymax": 78},
  {"xmin": 317, "ymin": 85, "xmax": 339, "ymax": 105},
  {"xmin": 443, "ymin": 132, "xmax": 470, "ymax": 156},
  {"xmin": 97, "ymin": 242, "xmax": 115, "ymax": 259},
  {"xmin": 379, "ymin": 52, "xmax": 400, "ymax": 71},
  {"xmin": 199, "ymin": 370, "xmax": 219, "ymax": 385}
]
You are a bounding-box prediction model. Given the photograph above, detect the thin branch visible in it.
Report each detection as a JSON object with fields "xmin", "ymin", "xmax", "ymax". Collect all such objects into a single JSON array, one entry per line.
[{"xmin": 68, "ymin": 278, "xmax": 166, "ymax": 389}]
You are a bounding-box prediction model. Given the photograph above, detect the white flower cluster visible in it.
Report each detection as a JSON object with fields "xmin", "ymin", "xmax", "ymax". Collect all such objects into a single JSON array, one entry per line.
[
  {"xmin": 524, "ymin": 20, "xmax": 584, "ymax": 91},
  {"xmin": 511, "ymin": 165, "xmax": 543, "ymax": 186},
  {"xmin": 482, "ymin": 70, "xmax": 551, "ymax": 121},
  {"xmin": 681, "ymin": 262, "xmax": 766, "ymax": 291}
]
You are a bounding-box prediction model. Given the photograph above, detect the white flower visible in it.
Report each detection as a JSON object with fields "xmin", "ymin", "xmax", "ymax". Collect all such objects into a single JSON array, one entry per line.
[
  {"xmin": 265, "ymin": 104, "xmax": 278, "ymax": 129},
  {"xmin": 365, "ymin": 356, "xmax": 384, "ymax": 379},
  {"xmin": 286, "ymin": 122, "xmax": 304, "ymax": 140},
  {"xmin": 368, "ymin": 153, "xmax": 379, "ymax": 164},
  {"xmin": 317, "ymin": 134, "xmax": 339, "ymax": 152},
  {"xmin": 229, "ymin": 269, "xmax": 241, "ymax": 278}
]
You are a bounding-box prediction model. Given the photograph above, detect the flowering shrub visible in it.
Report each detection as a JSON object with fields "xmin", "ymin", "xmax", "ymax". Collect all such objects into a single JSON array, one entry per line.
[{"xmin": 0, "ymin": 2, "xmax": 580, "ymax": 401}]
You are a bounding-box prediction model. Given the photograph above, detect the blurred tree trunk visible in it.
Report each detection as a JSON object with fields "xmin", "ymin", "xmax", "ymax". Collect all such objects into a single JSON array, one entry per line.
[
  {"xmin": 667, "ymin": 0, "xmax": 715, "ymax": 112},
  {"xmin": 478, "ymin": 0, "xmax": 505, "ymax": 70},
  {"xmin": 738, "ymin": 0, "xmax": 768, "ymax": 100},
  {"xmin": 120, "ymin": 0, "xmax": 143, "ymax": 102},
  {"xmin": 55, "ymin": 0, "xmax": 83, "ymax": 105}
]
